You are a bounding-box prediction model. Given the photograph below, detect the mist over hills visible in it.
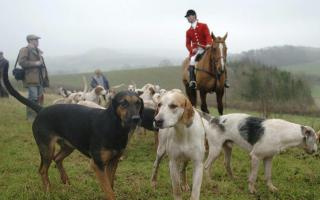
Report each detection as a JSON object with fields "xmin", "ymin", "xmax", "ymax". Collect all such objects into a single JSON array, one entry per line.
[
  {"xmin": 45, "ymin": 48, "xmax": 183, "ymax": 74},
  {"xmin": 44, "ymin": 45, "xmax": 320, "ymax": 74},
  {"xmin": 230, "ymin": 45, "xmax": 320, "ymax": 67}
]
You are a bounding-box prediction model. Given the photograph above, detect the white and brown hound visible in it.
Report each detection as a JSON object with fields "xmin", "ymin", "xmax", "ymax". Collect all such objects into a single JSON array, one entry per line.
[{"xmin": 152, "ymin": 90, "xmax": 206, "ymax": 200}]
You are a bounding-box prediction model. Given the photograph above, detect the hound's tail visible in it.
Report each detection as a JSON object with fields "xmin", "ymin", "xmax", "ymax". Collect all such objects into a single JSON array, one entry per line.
[{"xmin": 2, "ymin": 60, "xmax": 42, "ymax": 113}]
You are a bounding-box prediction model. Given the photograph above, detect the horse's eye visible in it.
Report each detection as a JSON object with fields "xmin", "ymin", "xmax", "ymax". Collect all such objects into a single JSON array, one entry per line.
[
  {"xmin": 158, "ymin": 103, "xmax": 162, "ymax": 108},
  {"xmin": 169, "ymin": 104, "xmax": 178, "ymax": 109}
]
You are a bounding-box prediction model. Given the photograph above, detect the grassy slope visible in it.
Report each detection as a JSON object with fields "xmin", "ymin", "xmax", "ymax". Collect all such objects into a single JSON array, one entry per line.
[
  {"xmin": 1, "ymin": 94, "xmax": 320, "ymax": 200},
  {"xmin": 49, "ymin": 67, "xmax": 184, "ymax": 91}
]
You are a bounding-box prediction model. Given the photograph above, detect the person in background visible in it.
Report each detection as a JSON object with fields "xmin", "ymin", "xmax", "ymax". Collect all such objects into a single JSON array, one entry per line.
[
  {"xmin": 90, "ymin": 69, "xmax": 109, "ymax": 91},
  {"xmin": 18, "ymin": 34, "xmax": 49, "ymax": 121}
]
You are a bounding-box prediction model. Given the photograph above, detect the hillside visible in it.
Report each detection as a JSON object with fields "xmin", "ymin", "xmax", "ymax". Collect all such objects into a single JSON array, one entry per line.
[
  {"xmin": 231, "ymin": 45, "xmax": 320, "ymax": 68},
  {"xmin": 44, "ymin": 48, "xmax": 182, "ymax": 74}
]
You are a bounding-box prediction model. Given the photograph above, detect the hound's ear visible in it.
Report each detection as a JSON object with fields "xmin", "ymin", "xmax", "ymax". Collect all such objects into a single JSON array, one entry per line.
[
  {"xmin": 94, "ymin": 86, "xmax": 103, "ymax": 95},
  {"xmin": 301, "ymin": 126, "xmax": 311, "ymax": 137},
  {"xmin": 182, "ymin": 98, "xmax": 194, "ymax": 126},
  {"xmin": 223, "ymin": 32, "xmax": 228, "ymax": 40},
  {"xmin": 139, "ymin": 97, "xmax": 144, "ymax": 119},
  {"xmin": 111, "ymin": 96, "xmax": 119, "ymax": 115},
  {"xmin": 211, "ymin": 32, "xmax": 216, "ymax": 41},
  {"xmin": 149, "ymin": 87, "xmax": 156, "ymax": 95}
]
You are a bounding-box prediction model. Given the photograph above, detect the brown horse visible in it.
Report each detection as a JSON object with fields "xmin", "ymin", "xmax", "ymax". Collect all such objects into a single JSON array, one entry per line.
[{"xmin": 182, "ymin": 32, "xmax": 228, "ymax": 114}]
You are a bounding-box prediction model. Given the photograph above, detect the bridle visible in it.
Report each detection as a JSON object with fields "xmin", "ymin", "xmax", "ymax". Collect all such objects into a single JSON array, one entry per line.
[{"xmin": 195, "ymin": 41, "xmax": 227, "ymax": 78}]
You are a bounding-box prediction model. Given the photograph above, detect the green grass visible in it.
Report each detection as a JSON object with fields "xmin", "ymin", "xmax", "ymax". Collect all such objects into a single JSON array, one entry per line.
[
  {"xmin": 1, "ymin": 94, "xmax": 320, "ymax": 199},
  {"xmin": 49, "ymin": 66, "xmax": 184, "ymax": 91}
]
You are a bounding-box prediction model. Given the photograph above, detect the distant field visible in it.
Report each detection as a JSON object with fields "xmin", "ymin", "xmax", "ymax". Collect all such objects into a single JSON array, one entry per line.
[
  {"xmin": 49, "ymin": 66, "xmax": 183, "ymax": 91},
  {"xmin": 1, "ymin": 94, "xmax": 320, "ymax": 200},
  {"xmin": 280, "ymin": 60, "xmax": 320, "ymax": 76}
]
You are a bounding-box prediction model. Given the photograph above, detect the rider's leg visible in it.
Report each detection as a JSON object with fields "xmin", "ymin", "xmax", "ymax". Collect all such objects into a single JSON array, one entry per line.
[{"xmin": 189, "ymin": 54, "xmax": 197, "ymax": 89}]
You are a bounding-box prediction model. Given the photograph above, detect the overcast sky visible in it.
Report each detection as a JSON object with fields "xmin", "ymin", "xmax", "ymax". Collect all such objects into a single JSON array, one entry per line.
[{"xmin": 1, "ymin": 0, "xmax": 319, "ymax": 59}]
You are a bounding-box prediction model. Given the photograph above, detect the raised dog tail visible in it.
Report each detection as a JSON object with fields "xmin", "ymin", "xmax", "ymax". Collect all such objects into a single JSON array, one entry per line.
[{"xmin": 2, "ymin": 59, "xmax": 42, "ymax": 113}]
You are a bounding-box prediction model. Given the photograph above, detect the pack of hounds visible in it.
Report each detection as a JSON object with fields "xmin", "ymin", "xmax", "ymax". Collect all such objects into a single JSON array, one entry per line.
[{"xmin": 2, "ymin": 62, "xmax": 320, "ymax": 200}]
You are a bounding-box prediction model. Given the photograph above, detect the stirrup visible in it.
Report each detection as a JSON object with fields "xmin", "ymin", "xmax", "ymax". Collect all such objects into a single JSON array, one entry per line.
[
  {"xmin": 189, "ymin": 81, "xmax": 197, "ymax": 89},
  {"xmin": 224, "ymin": 82, "xmax": 230, "ymax": 88}
]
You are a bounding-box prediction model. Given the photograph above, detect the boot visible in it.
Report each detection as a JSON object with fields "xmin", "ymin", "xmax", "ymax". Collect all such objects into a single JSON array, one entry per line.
[
  {"xmin": 188, "ymin": 65, "xmax": 197, "ymax": 89},
  {"xmin": 224, "ymin": 80, "xmax": 230, "ymax": 88}
]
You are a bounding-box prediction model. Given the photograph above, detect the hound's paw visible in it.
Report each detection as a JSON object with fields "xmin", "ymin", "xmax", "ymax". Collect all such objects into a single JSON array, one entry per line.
[
  {"xmin": 181, "ymin": 183, "xmax": 190, "ymax": 192},
  {"xmin": 248, "ymin": 183, "xmax": 257, "ymax": 194},
  {"xmin": 268, "ymin": 184, "xmax": 278, "ymax": 192}
]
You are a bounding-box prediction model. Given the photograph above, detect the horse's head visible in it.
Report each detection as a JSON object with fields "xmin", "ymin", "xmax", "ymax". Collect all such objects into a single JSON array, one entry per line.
[{"xmin": 209, "ymin": 32, "xmax": 228, "ymax": 72}]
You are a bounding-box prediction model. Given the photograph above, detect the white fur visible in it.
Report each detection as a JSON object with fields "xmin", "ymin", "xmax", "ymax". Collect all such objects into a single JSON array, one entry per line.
[
  {"xmin": 204, "ymin": 113, "xmax": 318, "ymax": 193},
  {"xmin": 219, "ymin": 43, "xmax": 225, "ymax": 71},
  {"xmin": 151, "ymin": 90, "xmax": 205, "ymax": 200}
]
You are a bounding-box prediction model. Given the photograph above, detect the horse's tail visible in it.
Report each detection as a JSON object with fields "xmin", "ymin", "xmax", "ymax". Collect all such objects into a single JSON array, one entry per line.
[{"xmin": 2, "ymin": 59, "xmax": 42, "ymax": 113}]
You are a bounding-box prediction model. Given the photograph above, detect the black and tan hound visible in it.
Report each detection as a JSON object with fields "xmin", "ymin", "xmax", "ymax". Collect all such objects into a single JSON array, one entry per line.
[{"xmin": 2, "ymin": 60, "xmax": 143, "ymax": 200}]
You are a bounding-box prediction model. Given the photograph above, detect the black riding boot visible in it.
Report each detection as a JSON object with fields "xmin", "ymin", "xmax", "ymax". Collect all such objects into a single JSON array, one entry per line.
[{"xmin": 188, "ymin": 65, "xmax": 197, "ymax": 89}]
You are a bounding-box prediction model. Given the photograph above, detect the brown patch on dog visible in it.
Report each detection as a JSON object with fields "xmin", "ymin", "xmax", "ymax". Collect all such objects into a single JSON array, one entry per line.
[
  {"xmin": 172, "ymin": 92, "xmax": 194, "ymax": 126},
  {"xmin": 149, "ymin": 87, "xmax": 156, "ymax": 95},
  {"xmin": 90, "ymin": 158, "xmax": 115, "ymax": 200},
  {"xmin": 116, "ymin": 95, "xmax": 141, "ymax": 123},
  {"xmin": 116, "ymin": 106, "xmax": 127, "ymax": 122},
  {"xmin": 94, "ymin": 86, "xmax": 104, "ymax": 95}
]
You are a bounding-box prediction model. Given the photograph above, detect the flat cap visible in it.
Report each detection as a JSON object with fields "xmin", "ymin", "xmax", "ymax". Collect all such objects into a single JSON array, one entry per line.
[{"xmin": 26, "ymin": 34, "xmax": 41, "ymax": 41}]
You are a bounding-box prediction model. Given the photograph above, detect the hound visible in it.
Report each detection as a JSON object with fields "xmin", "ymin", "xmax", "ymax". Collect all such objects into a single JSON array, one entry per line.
[
  {"xmin": 2, "ymin": 60, "xmax": 144, "ymax": 200},
  {"xmin": 204, "ymin": 113, "xmax": 318, "ymax": 193},
  {"xmin": 82, "ymin": 85, "xmax": 107, "ymax": 105},
  {"xmin": 152, "ymin": 90, "xmax": 206, "ymax": 200}
]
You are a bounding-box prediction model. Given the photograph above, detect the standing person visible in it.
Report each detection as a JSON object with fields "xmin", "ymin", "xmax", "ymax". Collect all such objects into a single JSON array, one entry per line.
[
  {"xmin": 185, "ymin": 9, "xmax": 229, "ymax": 89},
  {"xmin": 18, "ymin": 34, "xmax": 49, "ymax": 121},
  {"xmin": 0, "ymin": 51, "xmax": 9, "ymax": 97},
  {"xmin": 90, "ymin": 69, "xmax": 109, "ymax": 91}
]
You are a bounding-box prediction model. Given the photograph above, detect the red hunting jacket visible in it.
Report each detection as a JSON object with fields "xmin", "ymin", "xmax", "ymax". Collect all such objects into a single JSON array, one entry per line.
[{"xmin": 186, "ymin": 22, "xmax": 212, "ymax": 56}]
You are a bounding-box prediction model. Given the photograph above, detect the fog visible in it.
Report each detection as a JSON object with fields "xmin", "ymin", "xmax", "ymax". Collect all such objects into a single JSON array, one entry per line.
[{"xmin": 1, "ymin": 0, "xmax": 319, "ymax": 60}]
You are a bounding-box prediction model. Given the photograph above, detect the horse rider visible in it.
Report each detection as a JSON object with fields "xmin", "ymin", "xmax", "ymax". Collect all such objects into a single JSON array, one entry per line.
[{"xmin": 185, "ymin": 9, "xmax": 229, "ymax": 89}]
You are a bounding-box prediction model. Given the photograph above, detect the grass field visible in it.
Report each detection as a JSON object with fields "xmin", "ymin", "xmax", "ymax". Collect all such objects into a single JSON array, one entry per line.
[{"xmin": 1, "ymin": 94, "xmax": 320, "ymax": 200}]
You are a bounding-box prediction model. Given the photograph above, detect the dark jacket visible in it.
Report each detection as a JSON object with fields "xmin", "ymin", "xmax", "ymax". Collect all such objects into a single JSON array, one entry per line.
[{"xmin": 90, "ymin": 75, "xmax": 109, "ymax": 90}]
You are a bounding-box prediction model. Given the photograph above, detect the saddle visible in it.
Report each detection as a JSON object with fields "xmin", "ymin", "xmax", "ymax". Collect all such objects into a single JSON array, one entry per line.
[{"xmin": 195, "ymin": 52, "xmax": 205, "ymax": 62}]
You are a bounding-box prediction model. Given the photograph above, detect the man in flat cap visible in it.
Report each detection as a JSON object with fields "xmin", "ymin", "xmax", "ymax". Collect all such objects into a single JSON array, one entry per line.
[
  {"xmin": 185, "ymin": 9, "xmax": 229, "ymax": 89},
  {"xmin": 18, "ymin": 34, "xmax": 49, "ymax": 121}
]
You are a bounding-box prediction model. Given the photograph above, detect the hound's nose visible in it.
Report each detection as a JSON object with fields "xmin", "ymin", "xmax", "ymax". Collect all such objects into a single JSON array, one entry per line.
[
  {"xmin": 131, "ymin": 115, "xmax": 140, "ymax": 123},
  {"xmin": 154, "ymin": 119, "xmax": 164, "ymax": 128}
]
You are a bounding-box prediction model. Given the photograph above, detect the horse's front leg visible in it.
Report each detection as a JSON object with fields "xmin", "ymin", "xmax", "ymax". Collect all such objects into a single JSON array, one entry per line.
[
  {"xmin": 216, "ymin": 89, "xmax": 224, "ymax": 115},
  {"xmin": 199, "ymin": 90, "xmax": 209, "ymax": 113}
]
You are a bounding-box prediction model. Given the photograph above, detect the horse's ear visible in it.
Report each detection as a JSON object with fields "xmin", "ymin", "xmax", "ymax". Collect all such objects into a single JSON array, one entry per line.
[
  {"xmin": 211, "ymin": 32, "xmax": 216, "ymax": 41},
  {"xmin": 223, "ymin": 32, "xmax": 228, "ymax": 41}
]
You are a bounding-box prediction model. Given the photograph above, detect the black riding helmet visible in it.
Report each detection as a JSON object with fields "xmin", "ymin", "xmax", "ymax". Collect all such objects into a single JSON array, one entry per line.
[{"xmin": 185, "ymin": 9, "xmax": 196, "ymax": 17}]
